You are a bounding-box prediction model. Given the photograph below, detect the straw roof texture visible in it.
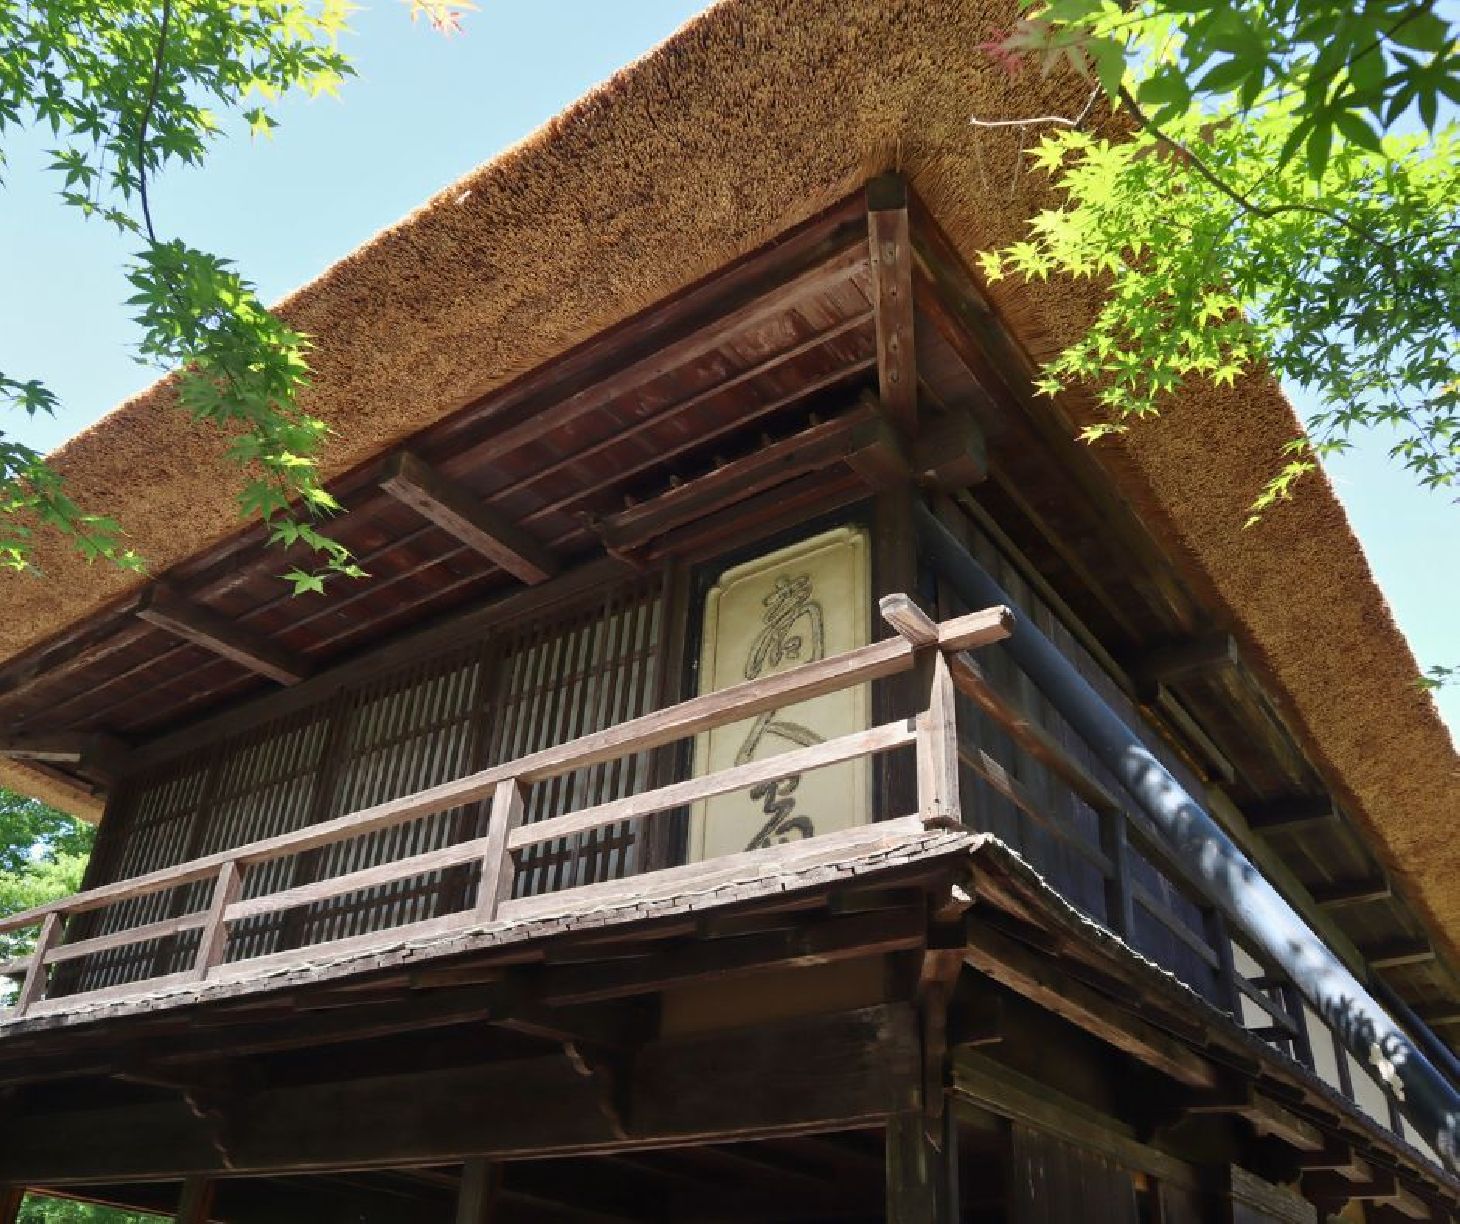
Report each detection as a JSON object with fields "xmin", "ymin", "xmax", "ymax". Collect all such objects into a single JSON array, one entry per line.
[{"xmin": 2, "ymin": 0, "xmax": 1456, "ymax": 948}]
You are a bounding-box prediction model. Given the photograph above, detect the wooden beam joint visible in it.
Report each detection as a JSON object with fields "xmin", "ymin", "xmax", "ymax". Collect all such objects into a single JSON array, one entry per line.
[
  {"xmin": 136, "ymin": 586, "xmax": 309, "ymax": 686},
  {"xmin": 381, "ymin": 452, "xmax": 558, "ymax": 585}
]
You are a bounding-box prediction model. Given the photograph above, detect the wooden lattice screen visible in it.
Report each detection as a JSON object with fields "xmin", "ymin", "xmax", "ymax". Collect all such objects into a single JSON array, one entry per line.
[{"xmin": 62, "ymin": 576, "xmax": 666, "ymax": 994}]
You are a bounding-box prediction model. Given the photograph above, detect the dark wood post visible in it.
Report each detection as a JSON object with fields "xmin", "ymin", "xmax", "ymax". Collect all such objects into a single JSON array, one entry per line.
[
  {"xmin": 15, "ymin": 913, "xmax": 61, "ymax": 1015},
  {"xmin": 1100, "ymin": 809, "xmax": 1136, "ymax": 940},
  {"xmin": 455, "ymin": 1158, "xmax": 502, "ymax": 1224},
  {"xmin": 886, "ymin": 1110, "xmax": 956, "ymax": 1223},
  {"xmin": 0, "ymin": 1186, "xmax": 24, "ymax": 1224},
  {"xmin": 175, "ymin": 1175, "xmax": 215, "ymax": 1223}
]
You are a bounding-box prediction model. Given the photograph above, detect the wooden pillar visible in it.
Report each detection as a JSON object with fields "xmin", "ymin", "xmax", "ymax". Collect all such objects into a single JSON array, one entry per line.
[
  {"xmin": 456, "ymin": 1157, "xmax": 502, "ymax": 1224},
  {"xmin": 873, "ymin": 489, "xmax": 922, "ymax": 822},
  {"xmin": 0, "ymin": 1186, "xmax": 24, "ymax": 1224},
  {"xmin": 886, "ymin": 1110, "xmax": 957, "ymax": 1223},
  {"xmin": 175, "ymin": 1175, "xmax": 215, "ymax": 1223}
]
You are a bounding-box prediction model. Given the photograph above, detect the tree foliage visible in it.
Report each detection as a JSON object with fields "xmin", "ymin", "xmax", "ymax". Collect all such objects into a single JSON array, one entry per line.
[
  {"xmin": 0, "ymin": 0, "xmax": 474, "ymax": 594},
  {"xmin": 18, "ymin": 1195, "xmax": 162, "ymax": 1224},
  {"xmin": 979, "ymin": 0, "xmax": 1459, "ymax": 516},
  {"xmin": 0, "ymin": 788, "xmax": 94, "ymax": 969}
]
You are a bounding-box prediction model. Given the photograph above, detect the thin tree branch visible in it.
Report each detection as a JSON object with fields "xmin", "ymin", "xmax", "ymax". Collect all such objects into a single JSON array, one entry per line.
[
  {"xmin": 136, "ymin": 0, "xmax": 174, "ymax": 244},
  {"xmin": 1116, "ymin": 85, "xmax": 1404, "ymax": 260}
]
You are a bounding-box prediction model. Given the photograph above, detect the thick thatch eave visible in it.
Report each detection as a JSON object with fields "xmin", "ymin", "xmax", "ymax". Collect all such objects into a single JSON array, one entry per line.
[{"xmin": 1, "ymin": 0, "xmax": 1456, "ymax": 951}]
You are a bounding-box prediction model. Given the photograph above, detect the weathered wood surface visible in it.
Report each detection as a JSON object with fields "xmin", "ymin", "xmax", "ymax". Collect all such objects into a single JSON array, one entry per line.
[
  {"xmin": 135, "ymin": 585, "xmax": 309, "ymax": 686},
  {"xmin": 381, "ymin": 452, "xmax": 559, "ymax": 585},
  {"xmin": 867, "ymin": 175, "xmax": 917, "ymax": 438},
  {"xmin": 0, "ymin": 629, "xmax": 926, "ymax": 938},
  {"xmin": 454, "ymin": 1158, "xmax": 502, "ymax": 1224},
  {"xmin": 0, "ymin": 1005, "xmax": 918, "ymax": 1183},
  {"xmin": 0, "ymin": 599, "xmax": 1013, "ymax": 1018},
  {"xmin": 2, "ymin": 817, "xmax": 968, "ymax": 1030},
  {"xmin": 506, "ymin": 720, "xmax": 917, "ymax": 851},
  {"xmin": 962, "ymin": 920, "xmax": 1217, "ymax": 1088}
]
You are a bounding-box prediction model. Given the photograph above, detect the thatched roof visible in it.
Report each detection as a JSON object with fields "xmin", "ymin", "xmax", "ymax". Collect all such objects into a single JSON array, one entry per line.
[{"xmin": 3, "ymin": 0, "xmax": 1456, "ymax": 946}]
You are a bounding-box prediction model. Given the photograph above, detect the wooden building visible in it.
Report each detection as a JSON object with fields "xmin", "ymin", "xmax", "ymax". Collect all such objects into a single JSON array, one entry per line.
[{"xmin": 2, "ymin": 1, "xmax": 1458, "ymax": 1219}]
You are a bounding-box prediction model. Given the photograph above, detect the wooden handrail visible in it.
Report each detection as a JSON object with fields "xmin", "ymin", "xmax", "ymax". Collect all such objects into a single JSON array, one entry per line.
[
  {"xmin": 0, "ymin": 602, "xmax": 1011, "ymax": 1017},
  {"xmin": 0, "ymin": 619, "xmax": 959, "ymax": 938}
]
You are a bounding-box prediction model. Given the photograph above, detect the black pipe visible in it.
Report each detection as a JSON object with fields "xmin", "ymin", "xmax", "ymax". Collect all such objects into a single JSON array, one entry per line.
[{"xmin": 914, "ymin": 500, "xmax": 1460, "ymax": 1171}]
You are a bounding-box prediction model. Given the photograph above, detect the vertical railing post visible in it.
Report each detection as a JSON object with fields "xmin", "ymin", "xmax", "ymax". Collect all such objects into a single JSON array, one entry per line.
[
  {"xmin": 475, "ymin": 777, "xmax": 527, "ymax": 922},
  {"xmin": 1098, "ymin": 809, "xmax": 1135, "ymax": 941},
  {"xmin": 1206, "ymin": 906, "xmax": 1242, "ymax": 1019},
  {"xmin": 879, "ymin": 595, "xmax": 961, "ymax": 826},
  {"xmin": 916, "ymin": 649, "xmax": 960, "ymax": 826},
  {"xmin": 14, "ymin": 912, "xmax": 62, "ymax": 1015},
  {"xmin": 192, "ymin": 860, "xmax": 243, "ymax": 981}
]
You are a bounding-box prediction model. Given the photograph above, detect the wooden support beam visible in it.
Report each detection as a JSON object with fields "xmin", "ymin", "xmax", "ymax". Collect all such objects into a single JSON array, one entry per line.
[
  {"xmin": 455, "ymin": 1159, "xmax": 502, "ymax": 1224},
  {"xmin": 911, "ymin": 406, "xmax": 986, "ymax": 491},
  {"xmin": 0, "ymin": 732, "xmax": 127, "ymax": 778},
  {"xmin": 381, "ymin": 452, "xmax": 558, "ymax": 584},
  {"xmin": 1414, "ymin": 1003, "xmax": 1460, "ymax": 1028},
  {"xmin": 1362, "ymin": 939, "xmax": 1436, "ymax": 970},
  {"xmin": 136, "ymin": 586, "xmax": 309, "ymax": 686},
  {"xmin": 1183, "ymin": 1083, "xmax": 1324, "ymax": 1151},
  {"xmin": 1303, "ymin": 1167, "xmax": 1401, "ymax": 1203},
  {"xmin": 1143, "ymin": 683, "xmax": 1237, "ymax": 785},
  {"xmin": 1297, "ymin": 1140, "xmax": 1371, "ymax": 1180},
  {"xmin": 535, "ymin": 908, "xmax": 926, "ymax": 1006},
  {"xmin": 599, "ymin": 405, "xmax": 903, "ymax": 552},
  {"xmin": 1246, "ymin": 797, "xmax": 1339, "ymax": 833},
  {"xmin": 0, "ymin": 1186, "xmax": 23, "ymax": 1224},
  {"xmin": 867, "ymin": 174, "xmax": 917, "ymax": 439},
  {"xmin": 1310, "ymin": 876, "xmax": 1391, "ymax": 908},
  {"xmin": 0, "ymin": 1005, "xmax": 918, "ymax": 1184},
  {"xmin": 961, "ymin": 920, "xmax": 1217, "ymax": 1088},
  {"xmin": 174, "ymin": 1176, "xmax": 215, "ymax": 1224}
]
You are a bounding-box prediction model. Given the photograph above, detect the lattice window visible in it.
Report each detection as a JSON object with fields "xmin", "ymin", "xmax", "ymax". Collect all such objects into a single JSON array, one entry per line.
[{"xmin": 487, "ymin": 581, "xmax": 664, "ymax": 897}]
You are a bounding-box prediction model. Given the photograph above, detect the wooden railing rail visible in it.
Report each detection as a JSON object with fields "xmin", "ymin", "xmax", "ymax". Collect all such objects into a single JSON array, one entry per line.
[{"xmin": 0, "ymin": 601, "xmax": 1013, "ymax": 1018}]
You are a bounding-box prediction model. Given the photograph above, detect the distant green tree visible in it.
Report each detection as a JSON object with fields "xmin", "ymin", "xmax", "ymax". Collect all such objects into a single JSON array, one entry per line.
[
  {"xmin": 0, "ymin": 789, "xmax": 94, "ymax": 983},
  {"xmin": 18, "ymin": 1194, "xmax": 163, "ymax": 1224}
]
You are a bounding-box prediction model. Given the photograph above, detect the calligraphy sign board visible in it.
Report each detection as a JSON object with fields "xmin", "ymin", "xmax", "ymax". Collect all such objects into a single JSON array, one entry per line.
[{"xmin": 689, "ymin": 526, "xmax": 871, "ymax": 861}]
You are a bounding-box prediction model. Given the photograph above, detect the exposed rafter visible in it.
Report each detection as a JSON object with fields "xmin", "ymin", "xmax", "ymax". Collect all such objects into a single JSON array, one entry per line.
[
  {"xmin": 1363, "ymin": 939, "xmax": 1437, "ymax": 970},
  {"xmin": 1311, "ymin": 876, "xmax": 1392, "ymax": 909},
  {"xmin": 1247, "ymin": 797, "xmax": 1339, "ymax": 834},
  {"xmin": 135, "ymin": 586, "xmax": 310, "ymax": 686},
  {"xmin": 380, "ymin": 452, "xmax": 559, "ymax": 585}
]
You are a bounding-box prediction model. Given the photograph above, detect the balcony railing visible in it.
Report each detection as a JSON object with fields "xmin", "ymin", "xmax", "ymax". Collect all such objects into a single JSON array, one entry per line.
[{"xmin": 0, "ymin": 596, "xmax": 1401, "ymax": 1143}]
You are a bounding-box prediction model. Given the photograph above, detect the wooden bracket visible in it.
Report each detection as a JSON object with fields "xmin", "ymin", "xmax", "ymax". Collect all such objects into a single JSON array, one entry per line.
[
  {"xmin": 381, "ymin": 451, "xmax": 559, "ymax": 585},
  {"xmin": 137, "ymin": 585, "xmax": 309, "ymax": 686},
  {"xmin": 0, "ymin": 731, "xmax": 128, "ymax": 779},
  {"xmin": 1183, "ymin": 1082, "xmax": 1324, "ymax": 1152}
]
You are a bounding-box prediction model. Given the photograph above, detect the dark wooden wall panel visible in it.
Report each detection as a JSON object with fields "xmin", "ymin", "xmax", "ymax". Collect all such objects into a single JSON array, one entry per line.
[{"xmin": 939, "ymin": 505, "xmax": 1224, "ymax": 1007}]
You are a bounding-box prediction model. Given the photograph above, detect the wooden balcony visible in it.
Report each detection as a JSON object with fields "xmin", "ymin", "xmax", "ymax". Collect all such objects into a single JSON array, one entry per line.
[{"xmin": 0, "ymin": 596, "xmax": 1392, "ymax": 1115}]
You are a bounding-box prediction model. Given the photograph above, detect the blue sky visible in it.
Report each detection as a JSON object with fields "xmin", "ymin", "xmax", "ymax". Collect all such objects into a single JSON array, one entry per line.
[{"xmin": 2, "ymin": 1, "xmax": 1455, "ymax": 734}]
